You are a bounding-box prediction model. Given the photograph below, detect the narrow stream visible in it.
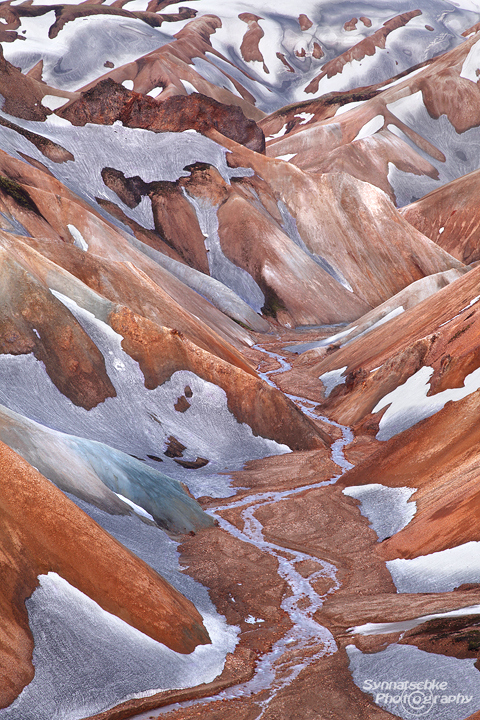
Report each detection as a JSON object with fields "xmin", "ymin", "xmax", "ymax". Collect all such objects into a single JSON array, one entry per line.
[{"xmin": 146, "ymin": 343, "xmax": 355, "ymax": 718}]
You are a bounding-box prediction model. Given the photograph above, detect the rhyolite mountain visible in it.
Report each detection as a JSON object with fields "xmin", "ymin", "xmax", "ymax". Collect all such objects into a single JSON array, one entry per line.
[{"xmin": 2, "ymin": 2, "xmax": 480, "ymax": 719}]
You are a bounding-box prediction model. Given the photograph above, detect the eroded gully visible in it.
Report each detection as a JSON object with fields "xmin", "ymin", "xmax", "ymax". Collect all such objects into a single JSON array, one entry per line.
[{"xmin": 153, "ymin": 344, "xmax": 355, "ymax": 717}]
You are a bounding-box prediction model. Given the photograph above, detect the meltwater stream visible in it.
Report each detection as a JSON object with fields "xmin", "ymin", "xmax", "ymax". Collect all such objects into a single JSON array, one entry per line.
[{"xmin": 149, "ymin": 344, "xmax": 355, "ymax": 718}]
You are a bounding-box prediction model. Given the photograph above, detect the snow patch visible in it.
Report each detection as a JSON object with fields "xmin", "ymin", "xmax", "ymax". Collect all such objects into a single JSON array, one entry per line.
[
  {"xmin": 146, "ymin": 87, "xmax": 163, "ymax": 98},
  {"xmin": 320, "ymin": 366, "xmax": 347, "ymax": 397},
  {"xmin": 266, "ymin": 123, "xmax": 288, "ymax": 140},
  {"xmin": 386, "ymin": 90, "xmax": 423, "ymax": 117},
  {"xmin": 115, "ymin": 493, "xmax": 155, "ymax": 522},
  {"xmin": 343, "ymin": 484, "xmax": 416, "ymax": 541},
  {"xmin": 373, "ymin": 365, "xmax": 480, "ymax": 441},
  {"xmin": 41, "ymin": 95, "xmax": 69, "ymax": 111},
  {"xmin": 348, "ymin": 643, "xmax": 480, "ymax": 719},
  {"xmin": 180, "ymin": 79, "xmax": 198, "ymax": 95},
  {"xmin": 349, "ymin": 604, "xmax": 480, "ymax": 636},
  {"xmin": 439, "ymin": 295, "xmax": 480, "ymax": 326},
  {"xmin": 380, "ymin": 66, "xmax": 425, "ymax": 90},
  {"xmin": 67, "ymin": 224, "xmax": 88, "ymax": 251},
  {"xmin": 353, "ymin": 114, "xmax": 384, "ymax": 141},
  {"xmin": 294, "ymin": 112, "xmax": 315, "ymax": 124},
  {"xmin": 335, "ymin": 100, "xmax": 366, "ymax": 116},
  {"xmin": 387, "ymin": 541, "xmax": 480, "ymax": 593},
  {"xmin": 275, "ymin": 153, "xmax": 296, "ymax": 161},
  {"xmin": 245, "ymin": 615, "xmax": 265, "ymax": 625}
]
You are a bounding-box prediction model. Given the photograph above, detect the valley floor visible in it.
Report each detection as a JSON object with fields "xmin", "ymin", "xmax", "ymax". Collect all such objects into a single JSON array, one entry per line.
[{"xmin": 87, "ymin": 334, "xmax": 480, "ymax": 720}]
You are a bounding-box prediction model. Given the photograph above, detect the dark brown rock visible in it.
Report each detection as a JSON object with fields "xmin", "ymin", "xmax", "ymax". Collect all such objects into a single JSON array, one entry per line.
[{"xmin": 58, "ymin": 79, "xmax": 265, "ymax": 153}]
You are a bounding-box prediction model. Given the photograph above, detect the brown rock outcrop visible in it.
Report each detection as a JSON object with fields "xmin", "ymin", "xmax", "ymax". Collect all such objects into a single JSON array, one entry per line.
[
  {"xmin": 63, "ymin": 15, "xmax": 264, "ymax": 121},
  {"xmin": 298, "ymin": 14, "xmax": 313, "ymax": 31},
  {"xmin": 0, "ymin": 247, "xmax": 116, "ymax": 409},
  {"xmin": 239, "ymin": 13, "xmax": 268, "ymax": 74},
  {"xmin": 58, "ymin": 79, "xmax": 265, "ymax": 153}
]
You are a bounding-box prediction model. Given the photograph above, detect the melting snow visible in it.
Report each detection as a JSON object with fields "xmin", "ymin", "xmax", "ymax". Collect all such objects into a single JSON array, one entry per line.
[
  {"xmin": 348, "ymin": 643, "xmax": 480, "ymax": 720},
  {"xmin": 387, "ymin": 541, "xmax": 480, "ymax": 593},
  {"xmin": 349, "ymin": 604, "xmax": 480, "ymax": 636},
  {"xmin": 41, "ymin": 95, "xmax": 69, "ymax": 111},
  {"xmin": 294, "ymin": 112, "xmax": 315, "ymax": 124},
  {"xmin": 461, "ymin": 36, "xmax": 480, "ymax": 83},
  {"xmin": 319, "ymin": 366, "xmax": 347, "ymax": 397},
  {"xmin": 267, "ymin": 124, "xmax": 288, "ymax": 140},
  {"xmin": 353, "ymin": 115, "xmax": 384, "ymax": 141},
  {"xmin": 114, "ymin": 493, "xmax": 155, "ymax": 522},
  {"xmin": 380, "ymin": 66, "xmax": 425, "ymax": 90},
  {"xmin": 439, "ymin": 295, "xmax": 480, "ymax": 326},
  {"xmin": 386, "ymin": 90, "xmax": 423, "ymax": 118},
  {"xmin": 343, "ymin": 484, "xmax": 416, "ymax": 542},
  {"xmin": 180, "ymin": 79, "xmax": 198, "ymax": 95},
  {"xmin": 275, "ymin": 153, "xmax": 297, "ymax": 161},
  {"xmin": 373, "ymin": 365, "xmax": 480, "ymax": 441},
  {"xmin": 146, "ymin": 87, "xmax": 163, "ymax": 98},
  {"xmin": 67, "ymin": 224, "xmax": 88, "ymax": 251},
  {"xmin": 245, "ymin": 615, "xmax": 265, "ymax": 624},
  {"xmin": 335, "ymin": 100, "xmax": 366, "ymax": 116}
]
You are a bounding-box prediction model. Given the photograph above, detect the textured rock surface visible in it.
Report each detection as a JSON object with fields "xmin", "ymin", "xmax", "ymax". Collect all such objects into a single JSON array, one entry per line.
[
  {"xmin": 0, "ymin": 441, "xmax": 210, "ymax": 707},
  {"xmin": 2, "ymin": 3, "xmax": 480, "ymax": 720}
]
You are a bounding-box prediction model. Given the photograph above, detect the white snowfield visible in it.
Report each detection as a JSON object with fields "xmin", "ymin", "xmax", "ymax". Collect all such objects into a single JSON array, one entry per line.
[
  {"xmin": 319, "ymin": 366, "xmax": 347, "ymax": 397},
  {"xmin": 343, "ymin": 484, "xmax": 416, "ymax": 542},
  {"xmin": 0, "ymin": 292, "xmax": 290, "ymax": 500},
  {"xmin": 348, "ymin": 643, "xmax": 480, "ymax": 720},
  {"xmin": 0, "ymin": 556, "xmax": 238, "ymax": 719},
  {"xmin": 387, "ymin": 541, "xmax": 480, "ymax": 593},
  {"xmin": 373, "ymin": 365, "xmax": 480, "ymax": 441}
]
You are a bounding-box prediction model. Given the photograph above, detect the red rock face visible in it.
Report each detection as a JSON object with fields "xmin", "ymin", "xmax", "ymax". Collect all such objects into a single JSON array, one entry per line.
[
  {"xmin": 59, "ymin": 79, "xmax": 265, "ymax": 153},
  {"xmin": 402, "ymin": 169, "xmax": 480, "ymax": 263},
  {"xmin": 0, "ymin": 440, "xmax": 210, "ymax": 708}
]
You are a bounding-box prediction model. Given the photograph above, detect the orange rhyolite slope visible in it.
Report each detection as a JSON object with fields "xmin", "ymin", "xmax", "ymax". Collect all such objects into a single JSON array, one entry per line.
[{"xmin": 0, "ymin": 441, "xmax": 210, "ymax": 708}]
